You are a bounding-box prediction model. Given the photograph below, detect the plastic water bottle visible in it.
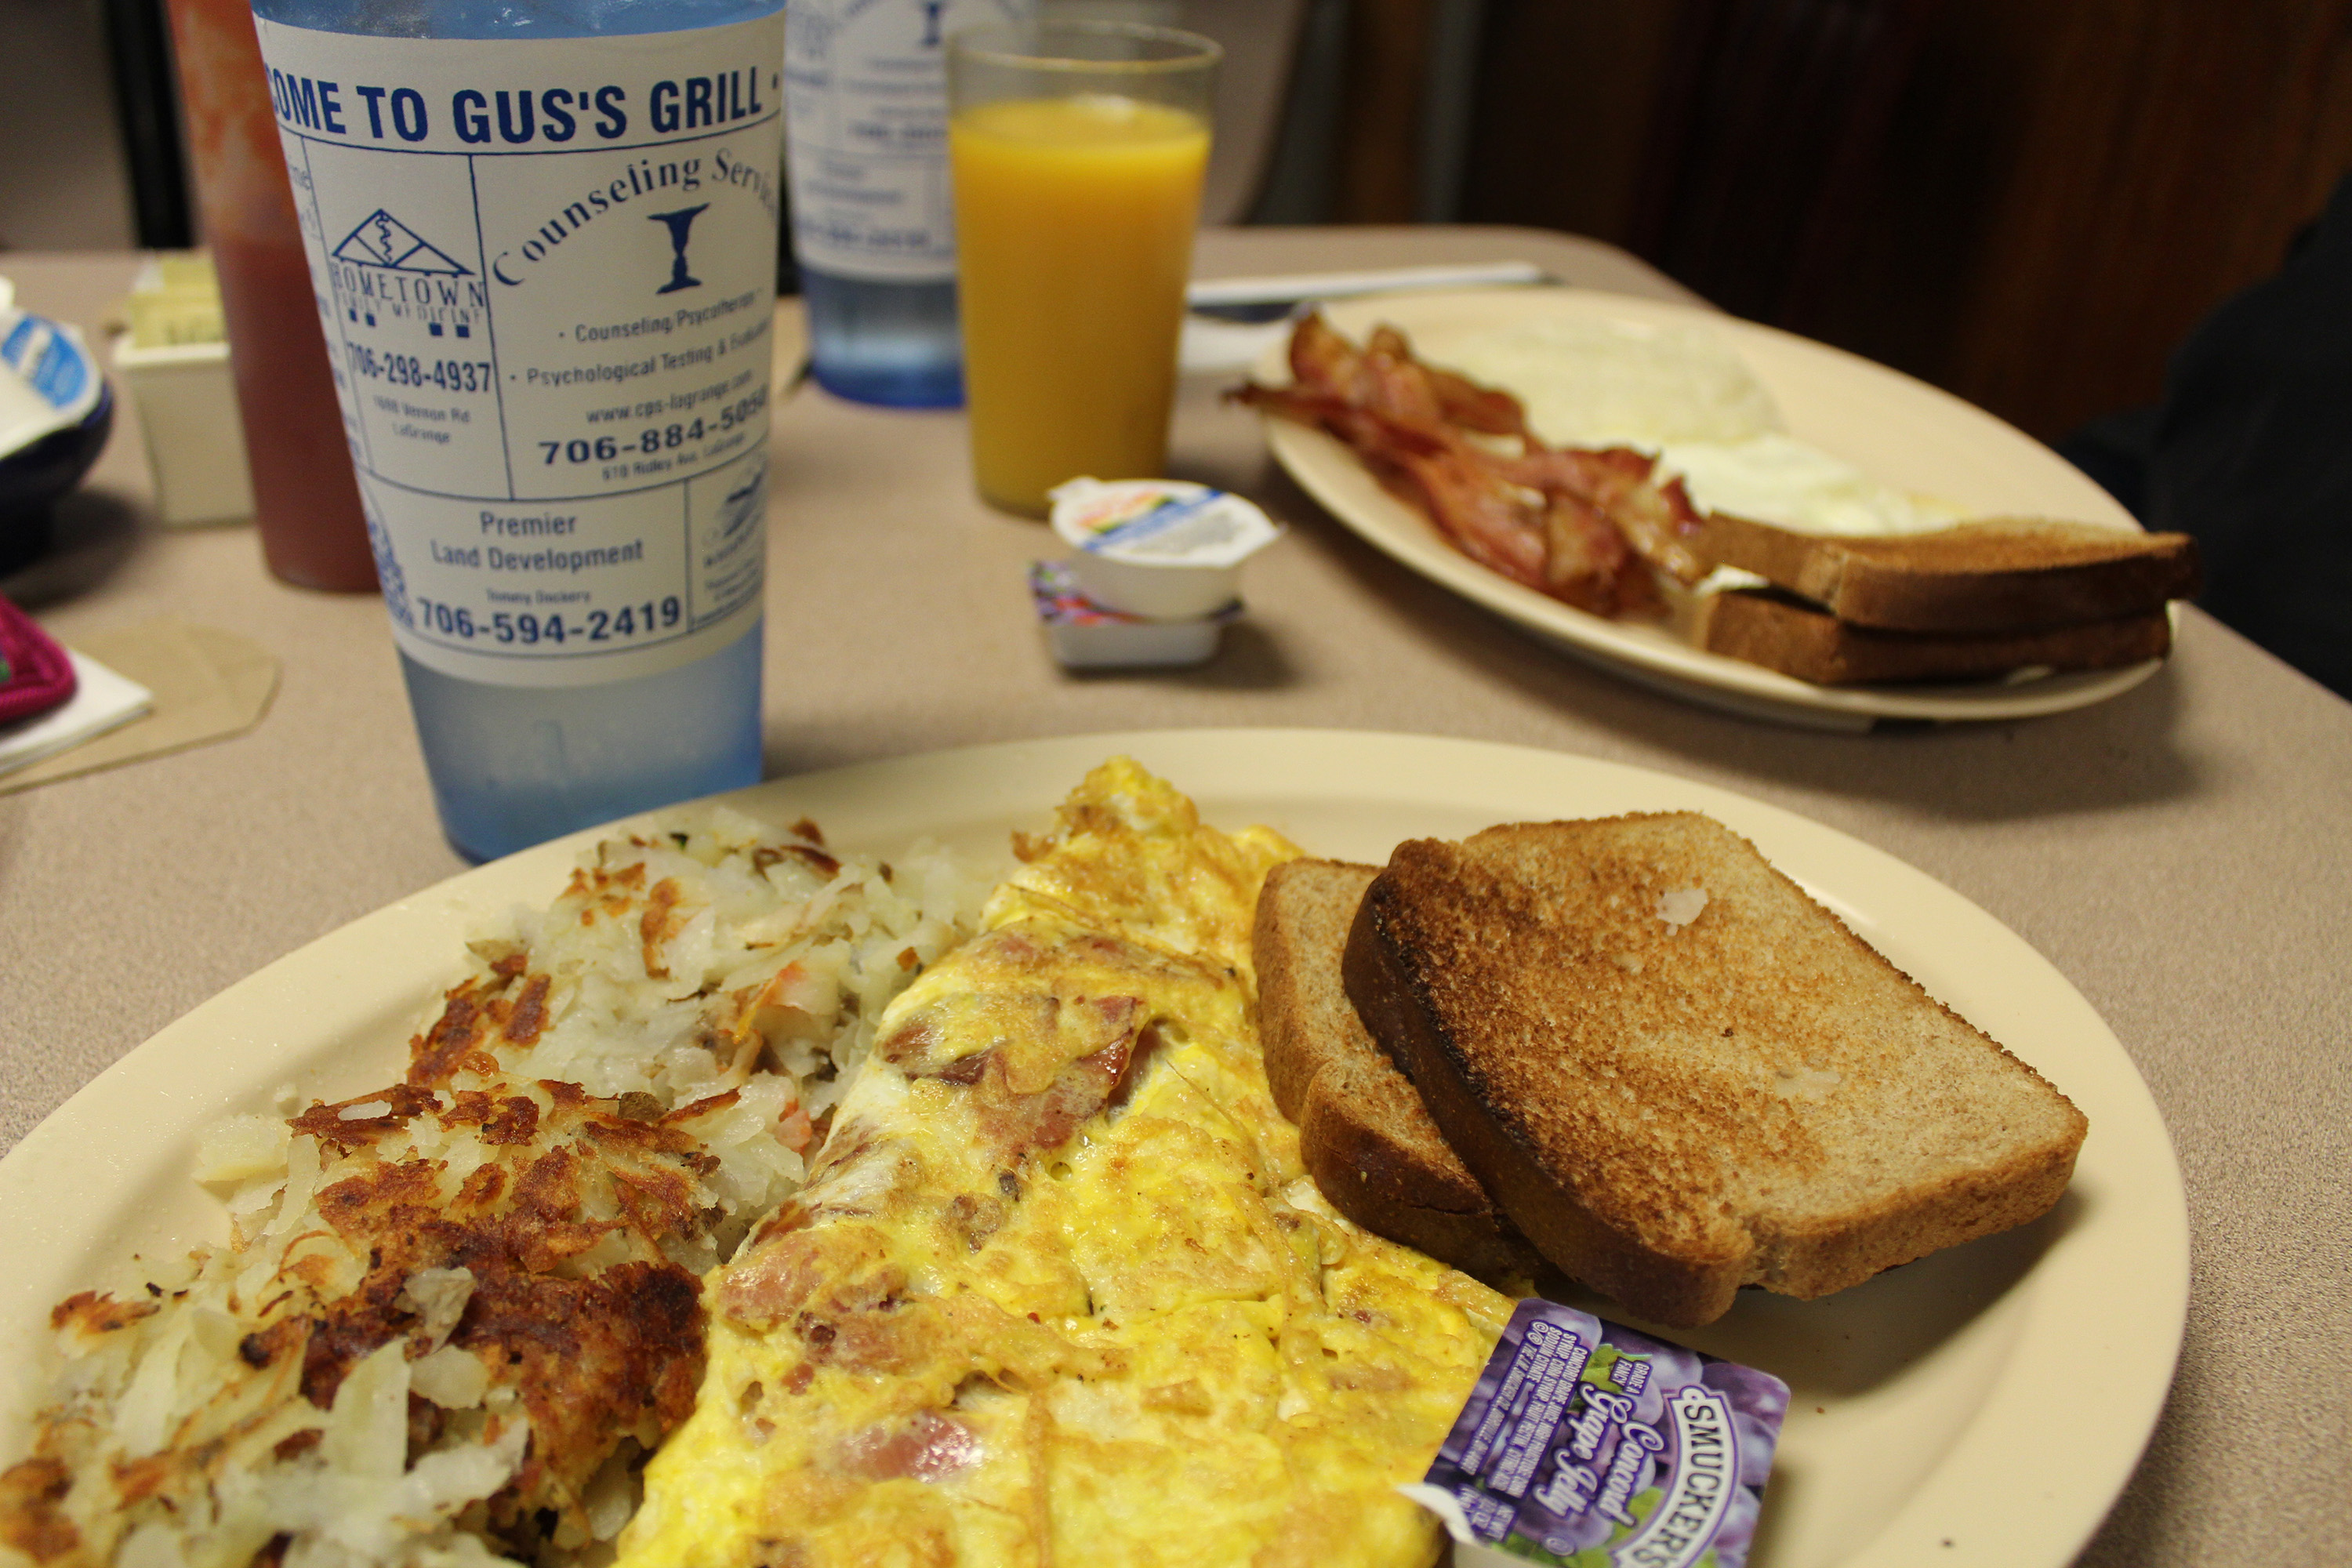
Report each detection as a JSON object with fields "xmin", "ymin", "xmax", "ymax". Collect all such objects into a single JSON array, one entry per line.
[
  {"xmin": 249, "ymin": 0, "xmax": 784, "ymax": 859},
  {"xmin": 783, "ymin": 0, "xmax": 1033, "ymax": 407}
]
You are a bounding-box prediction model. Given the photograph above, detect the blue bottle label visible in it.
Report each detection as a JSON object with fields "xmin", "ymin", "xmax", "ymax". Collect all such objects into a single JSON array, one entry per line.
[
  {"xmin": 253, "ymin": 14, "xmax": 782, "ymax": 688},
  {"xmin": 783, "ymin": 0, "xmax": 1031, "ymax": 283}
]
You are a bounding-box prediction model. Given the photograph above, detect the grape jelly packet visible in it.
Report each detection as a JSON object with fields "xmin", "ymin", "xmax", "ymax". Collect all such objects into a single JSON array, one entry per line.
[{"xmin": 1401, "ymin": 1298, "xmax": 1790, "ymax": 1568}]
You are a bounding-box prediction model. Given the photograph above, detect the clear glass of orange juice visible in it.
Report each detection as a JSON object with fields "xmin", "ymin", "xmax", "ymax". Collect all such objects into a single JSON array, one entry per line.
[{"xmin": 948, "ymin": 21, "xmax": 1218, "ymax": 517}]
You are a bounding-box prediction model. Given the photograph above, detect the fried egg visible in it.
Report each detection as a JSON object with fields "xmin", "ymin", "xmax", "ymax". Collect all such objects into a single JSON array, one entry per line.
[
  {"xmin": 615, "ymin": 760, "xmax": 1510, "ymax": 1568},
  {"xmin": 1441, "ymin": 317, "xmax": 1965, "ymax": 541}
]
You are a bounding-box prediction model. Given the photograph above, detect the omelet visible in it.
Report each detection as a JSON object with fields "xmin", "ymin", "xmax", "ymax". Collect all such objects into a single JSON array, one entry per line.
[{"xmin": 616, "ymin": 760, "xmax": 1512, "ymax": 1568}]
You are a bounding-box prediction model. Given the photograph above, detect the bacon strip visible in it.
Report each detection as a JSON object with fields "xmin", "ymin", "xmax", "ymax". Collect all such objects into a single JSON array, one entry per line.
[{"xmin": 1236, "ymin": 314, "xmax": 1713, "ymax": 615}]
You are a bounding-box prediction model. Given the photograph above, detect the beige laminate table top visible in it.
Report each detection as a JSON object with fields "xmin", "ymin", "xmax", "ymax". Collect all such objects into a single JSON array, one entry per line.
[{"xmin": 3, "ymin": 227, "xmax": 2347, "ymax": 1566}]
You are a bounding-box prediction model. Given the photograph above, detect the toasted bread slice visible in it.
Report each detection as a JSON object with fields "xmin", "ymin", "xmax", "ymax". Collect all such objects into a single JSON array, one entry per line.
[
  {"xmin": 1254, "ymin": 859, "xmax": 1539, "ymax": 1281},
  {"xmin": 1343, "ymin": 815, "xmax": 2088, "ymax": 1328},
  {"xmin": 1697, "ymin": 586, "xmax": 2172, "ymax": 685},
  {"xmin": 1693, "ymin": 514, "xmax": 2201, "ymax": 632}
]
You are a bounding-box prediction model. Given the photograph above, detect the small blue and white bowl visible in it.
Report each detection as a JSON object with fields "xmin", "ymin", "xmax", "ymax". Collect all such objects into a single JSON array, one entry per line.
[{"xmin": 0, "ymin": 278, "xmax": 114, "ymax": 575}]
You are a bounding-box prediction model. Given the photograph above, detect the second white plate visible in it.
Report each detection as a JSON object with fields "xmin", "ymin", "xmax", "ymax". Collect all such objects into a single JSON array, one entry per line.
[{"xmin": 1255, "ymin": 289, "xmax": 2167, "ymax": 730}]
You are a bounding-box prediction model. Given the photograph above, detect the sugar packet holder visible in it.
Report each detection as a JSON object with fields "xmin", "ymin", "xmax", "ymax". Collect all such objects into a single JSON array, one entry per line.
[{"xmin": 1403, "ymin": 1297, "xmax": 1789, "ymax": 1568}]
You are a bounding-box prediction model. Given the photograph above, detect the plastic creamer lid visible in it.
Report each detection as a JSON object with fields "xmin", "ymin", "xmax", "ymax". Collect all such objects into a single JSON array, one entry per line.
[
  {"xmin": 1402, "ymin": 1297, "xmax": 1789, "ymax": 1568},
  {"xmin": 0, "ymin": 278, "xmax": 104, "ymax": 456},
  {"xmin": 1048, "ymin": 477, "xmax": 1282, "ymax": 570}
]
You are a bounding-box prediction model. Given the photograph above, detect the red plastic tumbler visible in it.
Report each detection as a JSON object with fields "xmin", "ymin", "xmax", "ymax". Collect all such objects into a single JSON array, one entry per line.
[{"xmin": 162, "ymin": 0, "xmax": 376, "ymax": 592}]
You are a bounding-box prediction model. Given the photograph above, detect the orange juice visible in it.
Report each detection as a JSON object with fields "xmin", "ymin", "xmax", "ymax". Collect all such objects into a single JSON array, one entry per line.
[{"xmin": 951, "ymin": 96, "xmax": 1210, "ymax": 515}]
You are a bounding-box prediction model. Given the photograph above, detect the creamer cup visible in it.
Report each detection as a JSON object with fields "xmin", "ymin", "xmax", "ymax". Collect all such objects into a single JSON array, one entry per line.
[
  {"xmin": 1028, "ymin": 559, "xmax": 1238, "ymax": 670},
  {"xmin": 1047, "ymin": 477, "xmax": 1280, "ymax": 619}
]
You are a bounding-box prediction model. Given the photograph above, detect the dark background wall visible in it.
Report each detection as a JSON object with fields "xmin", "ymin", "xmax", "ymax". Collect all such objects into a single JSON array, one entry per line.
[
  {"xmin": 8, "ymin": 0, "xmax": 2348, "ymax": 449},
  {"xmin": 1339, "ymin": 0, "xmax": 2352, "ymax": 445}
]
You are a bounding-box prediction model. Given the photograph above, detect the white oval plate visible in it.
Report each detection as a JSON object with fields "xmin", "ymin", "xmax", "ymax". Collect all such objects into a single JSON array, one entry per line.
[
  {"xmin": 0, "ymin": 731, "xmax": 2186, "ymax": 1568},
  {"xmin": 1254, "ymin": 289, "xmax": 2167, "ymax": 729}
]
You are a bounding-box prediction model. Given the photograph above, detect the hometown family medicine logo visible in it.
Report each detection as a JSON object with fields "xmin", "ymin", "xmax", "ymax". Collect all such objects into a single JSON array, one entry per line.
[{"xmin": 329, "ymin": 210, "xmax": 478, "ymax": 336}]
